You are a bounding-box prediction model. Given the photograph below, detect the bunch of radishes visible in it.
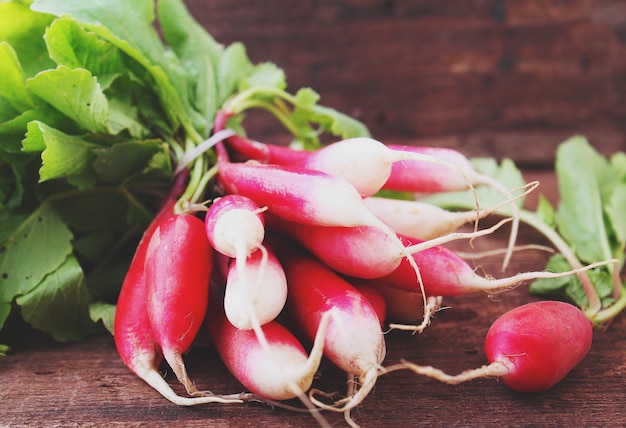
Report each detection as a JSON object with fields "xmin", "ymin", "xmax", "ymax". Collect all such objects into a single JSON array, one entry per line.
[{"xmin": 113, "ymin": 114, "xmax": 611, "ymax": 426}]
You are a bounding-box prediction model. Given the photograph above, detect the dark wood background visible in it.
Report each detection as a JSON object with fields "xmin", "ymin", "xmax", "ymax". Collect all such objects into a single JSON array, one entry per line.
[
  {"xmin": 186, "ymin": 0, "xmax": 626, "ymax": 167},
  {"xmin": 3, "ymin": 1, "xmax": 626, "ymax": 427}
]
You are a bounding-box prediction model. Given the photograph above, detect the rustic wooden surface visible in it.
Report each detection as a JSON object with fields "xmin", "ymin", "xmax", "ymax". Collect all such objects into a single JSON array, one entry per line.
[{"xmin": 2, "ymin": 1, "xmax": 626, "ymax": 427}]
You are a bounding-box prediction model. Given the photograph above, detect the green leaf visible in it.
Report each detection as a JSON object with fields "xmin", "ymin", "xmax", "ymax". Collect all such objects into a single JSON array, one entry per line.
[
  {"xmin": 217, "ymin": 42, "xmax": 254, "ymax": 106},
  {"xmin": 44, "ymin": 17, "xmax": 126, "ymax": 90},
  {"xmin": 0, "ymin": 202, "xmax": 73, "ymax": 331},
  {"xmin": 0, "ymin": 1, "xmax": 55, "ymax": 77},
  {"xmin": 16, "ymin": 254, "xmax": 100, "ymax": 342},
  {"xmin": 241, "ymin": 62, "xmax": 287, "ymax": 93},
  {"xmin": 529, "ymin": 253, "xmax": 573, "ymax": 294},
  {"xmin": 27, "ymin": 66, "xmax": 109, "ymax": 133},
  {"xmin": 0, "ymin": 343, "xmax": 10, "ymax": 356},
  {"xmin": 89, "ymin": 301, "xmax": 116, "ymax": 335},
  {"xmin": 422, "ymin": 157, "xmax": 526, "ymax": 215},
  {"xmin": 92, "ymin": 139, "xmax": 166, "ymax": 183},
  {"xmin": 0, "ymin": 42, "xmax": 35, "ymax": 112},
  {"xmin": 534, "ymin": 195, "xmax": 556, "ymax": 227},
  {"xmin": 22, "ymin": 121, "xmax": 98, "ymax": 187},
  {"xmin": 554, "ymin": 136, "xmax": 613, "ymax": 264},
  {"xmin": 157, "ymin": 0, "xmax": 222, "ymax": 136},
  {"xmin": 310, "ymin": 104, "xmax": 370, "ymax": 139},
  {"xmin": 31, "ymin": 0, "xmax": 194, "ymax": 135}
]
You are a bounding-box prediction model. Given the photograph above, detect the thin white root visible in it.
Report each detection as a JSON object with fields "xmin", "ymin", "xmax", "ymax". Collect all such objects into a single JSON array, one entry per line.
[
  {"xmin": 480, "ymin": 258, "xmax": 620, "ymax": 295},
  {"xmin": 387, "ymin": 296, "xmax": 444, "ymax": 333},
  {"xmin": 309, "ymin": 365, "xmax": 379, "ymax": 413},
  {"xmin": 405, "ymin": 217, "xmax": 513, "ymax": 255},
  {"xmin": 138, "ymin": 367, "xmax": 249, "ymax": 406},
  {"xmin": 456, "ymin": 244, "xmax": 555, "ymax": 260},
  {"xmin": 382, "ymin": 358, "xmax": 510, "ymax": 385}
]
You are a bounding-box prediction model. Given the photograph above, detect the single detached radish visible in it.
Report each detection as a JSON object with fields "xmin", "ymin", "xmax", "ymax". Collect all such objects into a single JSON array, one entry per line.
[
  {"xmin": 144, "ymin": 213, "xmax": 213, "ymax": 396},
  {"xmin": 391, "ymin": 301, "xmax": 593, "ymax": 393},
  {"xmin": 223, "ymin": 244, "xmax": 288, "ymax": 330},
  {"xmin": 206, "ymin": 282, "xmax": 330, "ymax": 402},
  {"xmin": 273, "ymin": 238, "xmax": 386, "ymax": 413},
  {"xmin": 114, "ymin": 172, "xmax": 242, "ymax": 405}
]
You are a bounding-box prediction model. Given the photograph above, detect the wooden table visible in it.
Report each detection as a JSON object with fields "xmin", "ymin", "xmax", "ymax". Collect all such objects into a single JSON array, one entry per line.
[{"xmin": 2, "ymin": 1, "xmax": 626, "ymax": 427}]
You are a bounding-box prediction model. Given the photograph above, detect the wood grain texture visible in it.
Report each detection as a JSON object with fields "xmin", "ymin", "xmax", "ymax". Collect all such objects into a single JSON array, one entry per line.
[{"xmin": 185, "ymin": 0, "xmax": 626, "ymax": 166}]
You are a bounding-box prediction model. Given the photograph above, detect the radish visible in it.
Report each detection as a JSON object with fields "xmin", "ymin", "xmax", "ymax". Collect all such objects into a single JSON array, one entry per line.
[
  {"xmin": 114, "ymin": 173, "xmax": 243, "ymax": 405},
  {"xmin": 391, "ymin": 300, "xmax": 593, "ymax": 393},
  {"xmin": 370, "ymin": 234, "xmax": 614, "ymax": 297},
  {"xmin": 214, "ymin": 141, "xmax": 430, "ymax": 317},
  {"xmin": 383, "ymin": 144, "xmax": 521, "ymax": 269},
  {"xmin": 291, "ymin": 137, "xmax": 480, "ymax": 198},
  {"xmin": 267, "ymin": 213, "xmax": 511, "ymax": 279},
  {"xmin": 224, "ymin": 133, "xmax": 309, "ymax": 164},
  {"xmin": 349, "ymin": 281, "xmax": 388, "ymax": 327},
  {"xmin": 363, "ymin": 180, "xmax": 536, "ymax": 240},
  {"xmin": 204, "ymin": 193, "xmax": 274, "ymax": 347},
  {"xmin": 206, "ymin": 281, "xmax": 330, "ymax": 402},
  {"xmin": 223, "ymin": 244, "xmax": 288, "ymax": 330},
  {"xmin": 272, "ymin": 238, "xmax": 386, "ymax": 415},
  {"xmin": 144, "ymin": 213, "xmax": 213, "ymax": 397}
]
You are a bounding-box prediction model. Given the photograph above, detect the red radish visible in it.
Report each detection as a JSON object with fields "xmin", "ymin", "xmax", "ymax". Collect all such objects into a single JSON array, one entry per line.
[
  {"xmin": 356, "ymin": 278, "xmax": 444, "ymax": 326},
  {"xmin": 214, "ymin": 141, "xmax": 429, "ymax": 314},
  {"xmin": 370, "ymin": 234, "xmax": 613, "ymax": 297},
  {"xmin": 393, "ymin": 300, "xmax": 593, "ymax": 393},
  {"xmin": 144, "ymin": 213, "xmax": 213, "ymax": 396},
  {"xmin": 205, "ymin": 193, "xmax": 274, "ymax": 347},
  {"xmin": 205, "ymin": 194, "xmax": 266, "ymax": 259},
  {"xmin": 224, "ymin": 133, "xmax": 309, "ymax": 164},
  {"xmin": 383, "ymin": 144, "xmax": 521, "ymax": 269},
  {"xmin": 291, "ymin": 137, "xmax": 478, "ymax": 198},
  {"xmin": 363, "ymin": 180, "xmax": 536, "ymax": 240},
  {"xmin": 273, "ymin": 239, "xmax": 385, "ymax": 414},
  {"xmin": 114, "ymin": 173, "xmax": 242, "ymax": 405},
  {"xmin": 206, "ymin": 281, "xmax": 330, "ymax": 402},
  {"xmin": 267, "ymin": 213, "xmax": 511, "ymax": 279},
  {"xmin": 349, "ymin": 282, "xmax": 388, "ymax": 327},
  {"xmin": 383, "ymin": 145, "xmax": 498, "ymax": 193},
  {"xmin": 223, "ymin": 244, "xmax": 288, "ymax": 330}
]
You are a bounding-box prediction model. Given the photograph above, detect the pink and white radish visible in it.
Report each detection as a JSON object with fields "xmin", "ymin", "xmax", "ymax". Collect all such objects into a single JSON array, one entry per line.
[
  {"xmin": 369, "ymin": 234, "xmax": 614, "ymax": 297},
  {"xmin": 363, "ymin": 180, "xmax": 536, "ymax": 240},
  {"xmin": 391, "ymin": 300, "xmax": 593, "ymax": 393},
  {"xmin": 114, "ymin": 172, "xmax": 243, "ymax": 405},
  {"xmin": 144, "ymin": 213, "xmax": 213, "ymax": 396},
  {"xmin": 223, "ymin": 244, "xmax": 287, "ymax": 330},
  {"xmin": 267, "ymin": 213, "xmax": 511, "ymax": 279},
  {"xmin": 214, "ymin": 141, "xmax": 430, "ymax": 318},
  {"xmin": 273, "ymin": 239, "xmax": 386, "ymax": 416},
  {"xmin": 291, "ymin": 137, "xmax": 480, "ymax": 198},
  {"xmin": 205, "ymin": 194, "xmax": 274, "ymax": 347},
  {"xmin": 383, "ymin": 144, "xmax": 522, "ymax": 269},
  {"xmin": 206, "ymin": 282, "xmax": 330, "ymax": 402}
]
